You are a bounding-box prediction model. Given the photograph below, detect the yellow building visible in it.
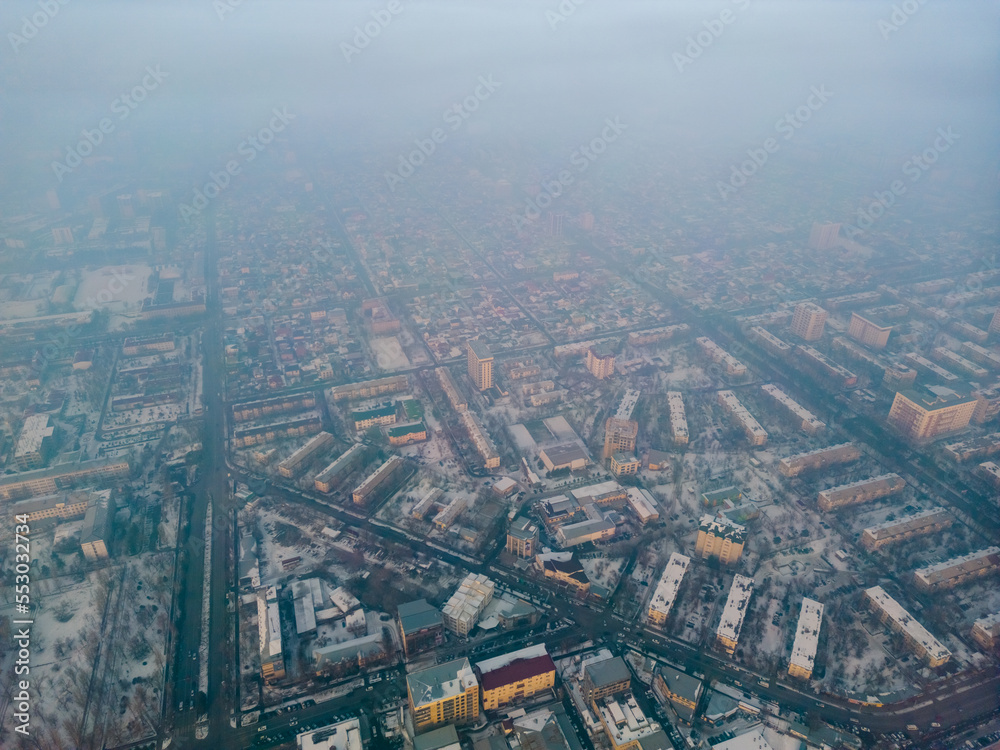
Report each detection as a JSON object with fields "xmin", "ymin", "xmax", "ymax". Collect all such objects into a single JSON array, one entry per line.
[
  {"xmin": 603, "ymin": 417, "xmax": 638, "ymax": 459},
  {"xmin": 887, "ymin": 387, "xmax": 977, "ymax": 441},
  {"xmin": 695, "ymin": 515, "xmax": 746, "ymax": 565},
  {"xmin": 475, "ymin": 644, "xmax": 556, "ymax": 710},
  {"xmin": 12, "ymin": 492, "xmax": 91, "ymax": 523},
  {"xmin": 467, "ymin": 339, "xmax": 494, "ymax": 391},
  {"xmin": 407, "ymin": 658, "xmax": 480, "ymax": 732},
  {"xmin": 586, "ymin": 346, "xmax": 616, "ymax": 379},
  {"xmin": 609, "ymin": 453, "xmax": 639, "ymax": 476}
]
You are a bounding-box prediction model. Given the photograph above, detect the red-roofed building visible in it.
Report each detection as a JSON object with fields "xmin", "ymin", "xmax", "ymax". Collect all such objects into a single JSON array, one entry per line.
[{"xmin": 475, "ymin": 645, "xmax": 557, "ymax": 710}]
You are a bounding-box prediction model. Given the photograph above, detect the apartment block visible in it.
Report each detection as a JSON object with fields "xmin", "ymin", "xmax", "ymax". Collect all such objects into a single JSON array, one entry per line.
[
  {"xmin": 648, "ymin": 553, "xmax": 690, "ymax": 626},
  {"xmin": 817, "ymin": 473, "xmax": 905, "ymax": 511},
  {"xmin": 603, "ymin": 417, "xmax": 638, "ymax": 459},
  {"xmin": 717, "ymin": 390, "xmax": 767, "ymax": 446},
  {"xmin": 971, "ymin": 613, "xmax": 1000, "ymax": 651},
  {"xmin": 582, "ymin": 656, "xmax": 631, "ymax": 701},
  {"xmin": 0, "ymin": 459, "xmax": 130, "ymax": 501},
  {"xmin": 848, "ymin": 312, "xmax": 892, "ymax": 349},
  {"xmin": 787, "ymin": 598, "xmax": 823, "ymax": 679},
  {"xmin": 467, "ymin": 338, "xmax": 494, "ymax": 391},
  {"xmin": 351, "ymin": 455, "xmax": 407, "ymax": 506},
  {"xmin": 778, "ymin": 443, "xmax": 861, "ymax": 477},
  {"xmin": 586, "ymin": 345, "xmax": 616, "ymax": 380},
  {"xmin": 790, "ymin": 302, "xmax": 827, "ymax": 341},
  {"xmin": 913, "ymin": 547, "xmax": 1000, "ymax": 591},
  {"xmin": 435, "ymin": 367, "xmax": 468, "ymax": 413},
  {"xmin": 442, "ymin": 573, "xmax": 495, "ymax": 637},
  {"xmin": 329, "ymin": 374, "xmax": 408, "ymax": 402},
  {"xmin": 861, "ymin": 508, "xmax": 952, "ymax": 551},
  {"xmin": 314, "ymin": 444, "xmax": 366, "ymax": 493},
  {"xmin": 278, "ymin": 431, "xmax": 335, "ymax": 478},
  {"xmin": 407, "ymin": 658, "xmax": 480, "ymax": 731},
  {"xmin": 696, "ymin": 337, "xmax": 747, "ymax": 377},
  {"xmin": 667, "ymin": 391, "xmax": 689, "ymax": 445},
  {"xmin": 864, "ymin": 586, "xmax": 950, "ymax": 667},
  {"xmin": 695, "ymin": 515, "xmax": 746, "ymax": 564},
  {"xmin": 14, "ymin": 414, "xmax": 54, "ymax": 470},
  {"xmin": 460, "ymin": 411, "xmax": 500, "ymax": 469},
  {"xmin": 761, "ymin": 384, "xmax": 825, "ymax": 434},
  {"xmin": 475, "ymin": 644, "xmax": 556, "ymax": 710},
  {"xmin": 716, "ymin": 575, "xmax": 754, "ymax": 655},
  {"xmin": 887, "ymin": 387, "xmax": 977, "ymax": 441}
]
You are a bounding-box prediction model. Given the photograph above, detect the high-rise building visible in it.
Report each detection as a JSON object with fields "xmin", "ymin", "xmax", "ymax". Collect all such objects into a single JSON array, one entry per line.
[
  {"xmin": 695, "ymin": 515, "xmax": 746, "ymax": 565},
  {"xmin": 848, "ymin": 312, "xmax": 892, "ymax": 349},
  {"xmin": 603, "ymin": 417, "xmax": 638, "ymax": 459},
  {"xmin": 407, "ymin": 658, "xmax": 480, "ymax": 731},
  {"xmin": 790, "ymin": 302, "xmax": 827, "ymax": 341},
  {"xmin": 547, "ymin": 212, "xmax": 564, "ymax": 237},
  {"xmin": 117, "ymin": 193, "xmax": 134, "ymax": 218},
  {"xmin": 467, "ymin": 339, "xmax": 494, "ymax": 391},
  {"xmin": 52, "ymin": 227, "xmax": 74, "ymax": 245},
  {"xmin": 887, "ymin": 387, "xmax": 977, "ymax": 441},
  {"xmin": 990, "ymin": 308, "xmax": 1000, "ymax": 335},
  {"xmin": 586, "ymin": 346, "xmax": 616, "ymax": 379},
  {"xmin": 506, "ymin": 517, "xmax": 538, "ymax": 558},
  {"xmin": 808, "ymin": 222, "xmax": 840, "ymax": 250},
  {"xmin": 580, "ymin": 212, "xmax": 595, "ymax": 231}
]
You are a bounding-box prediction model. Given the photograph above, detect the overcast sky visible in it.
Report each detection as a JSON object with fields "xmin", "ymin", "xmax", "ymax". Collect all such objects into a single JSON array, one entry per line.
[{"xmin": 0, "ymin": 0, "xmax": 997, "ymax": 208}]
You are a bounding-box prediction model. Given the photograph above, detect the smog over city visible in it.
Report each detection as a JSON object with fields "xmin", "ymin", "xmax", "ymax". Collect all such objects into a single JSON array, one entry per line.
[{"xmin": 0, "ymin": 1, "xmax": 998, "ymax": 749}]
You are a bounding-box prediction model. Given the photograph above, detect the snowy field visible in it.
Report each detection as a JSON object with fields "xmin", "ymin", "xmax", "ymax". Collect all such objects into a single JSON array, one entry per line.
[
  {"xmin": 370, "ymin": 336, "xmax": 410, "ymax": 370},
  {"xmin": 73, "ymin": 265, "xmax": 153, "ymax": 313}
]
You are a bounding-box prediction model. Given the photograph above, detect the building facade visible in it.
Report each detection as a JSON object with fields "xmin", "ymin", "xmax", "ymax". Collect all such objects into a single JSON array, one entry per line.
[
  {"xmin": 695, "ymin": 515, "xmax": 746, "ymax": 565},
  {"xmin": 507, "ymin": 517, "xmax": 539, "ymax": 558},
  {"xmin": 467, "ymin": 339, "xmax": 494, "ymax": 391},
  {"xmin": 790, "ymin": 302, "xmax": 827, "ymax": 341},
  {"xmin": 887, "ymin": 388, "xmax": 977, "ymax": 441},
  {"xmin": 407, "ymin": 658, "xmax": 480, "ymax": 731},
  {"xmin": 475, "ymin": 645, "xmax": 557, "ymax": 710}
]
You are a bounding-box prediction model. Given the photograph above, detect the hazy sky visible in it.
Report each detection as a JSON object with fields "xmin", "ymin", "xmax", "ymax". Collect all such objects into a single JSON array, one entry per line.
[{"xmin": 0, "ymin": 0, "xmax": 997, "ymax": 205}]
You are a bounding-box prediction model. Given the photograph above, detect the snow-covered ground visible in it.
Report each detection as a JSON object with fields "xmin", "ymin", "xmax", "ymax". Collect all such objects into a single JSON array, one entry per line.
[{"xmin": 369, "ymin": 336, "xmax": 410, "ymax": 370}]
